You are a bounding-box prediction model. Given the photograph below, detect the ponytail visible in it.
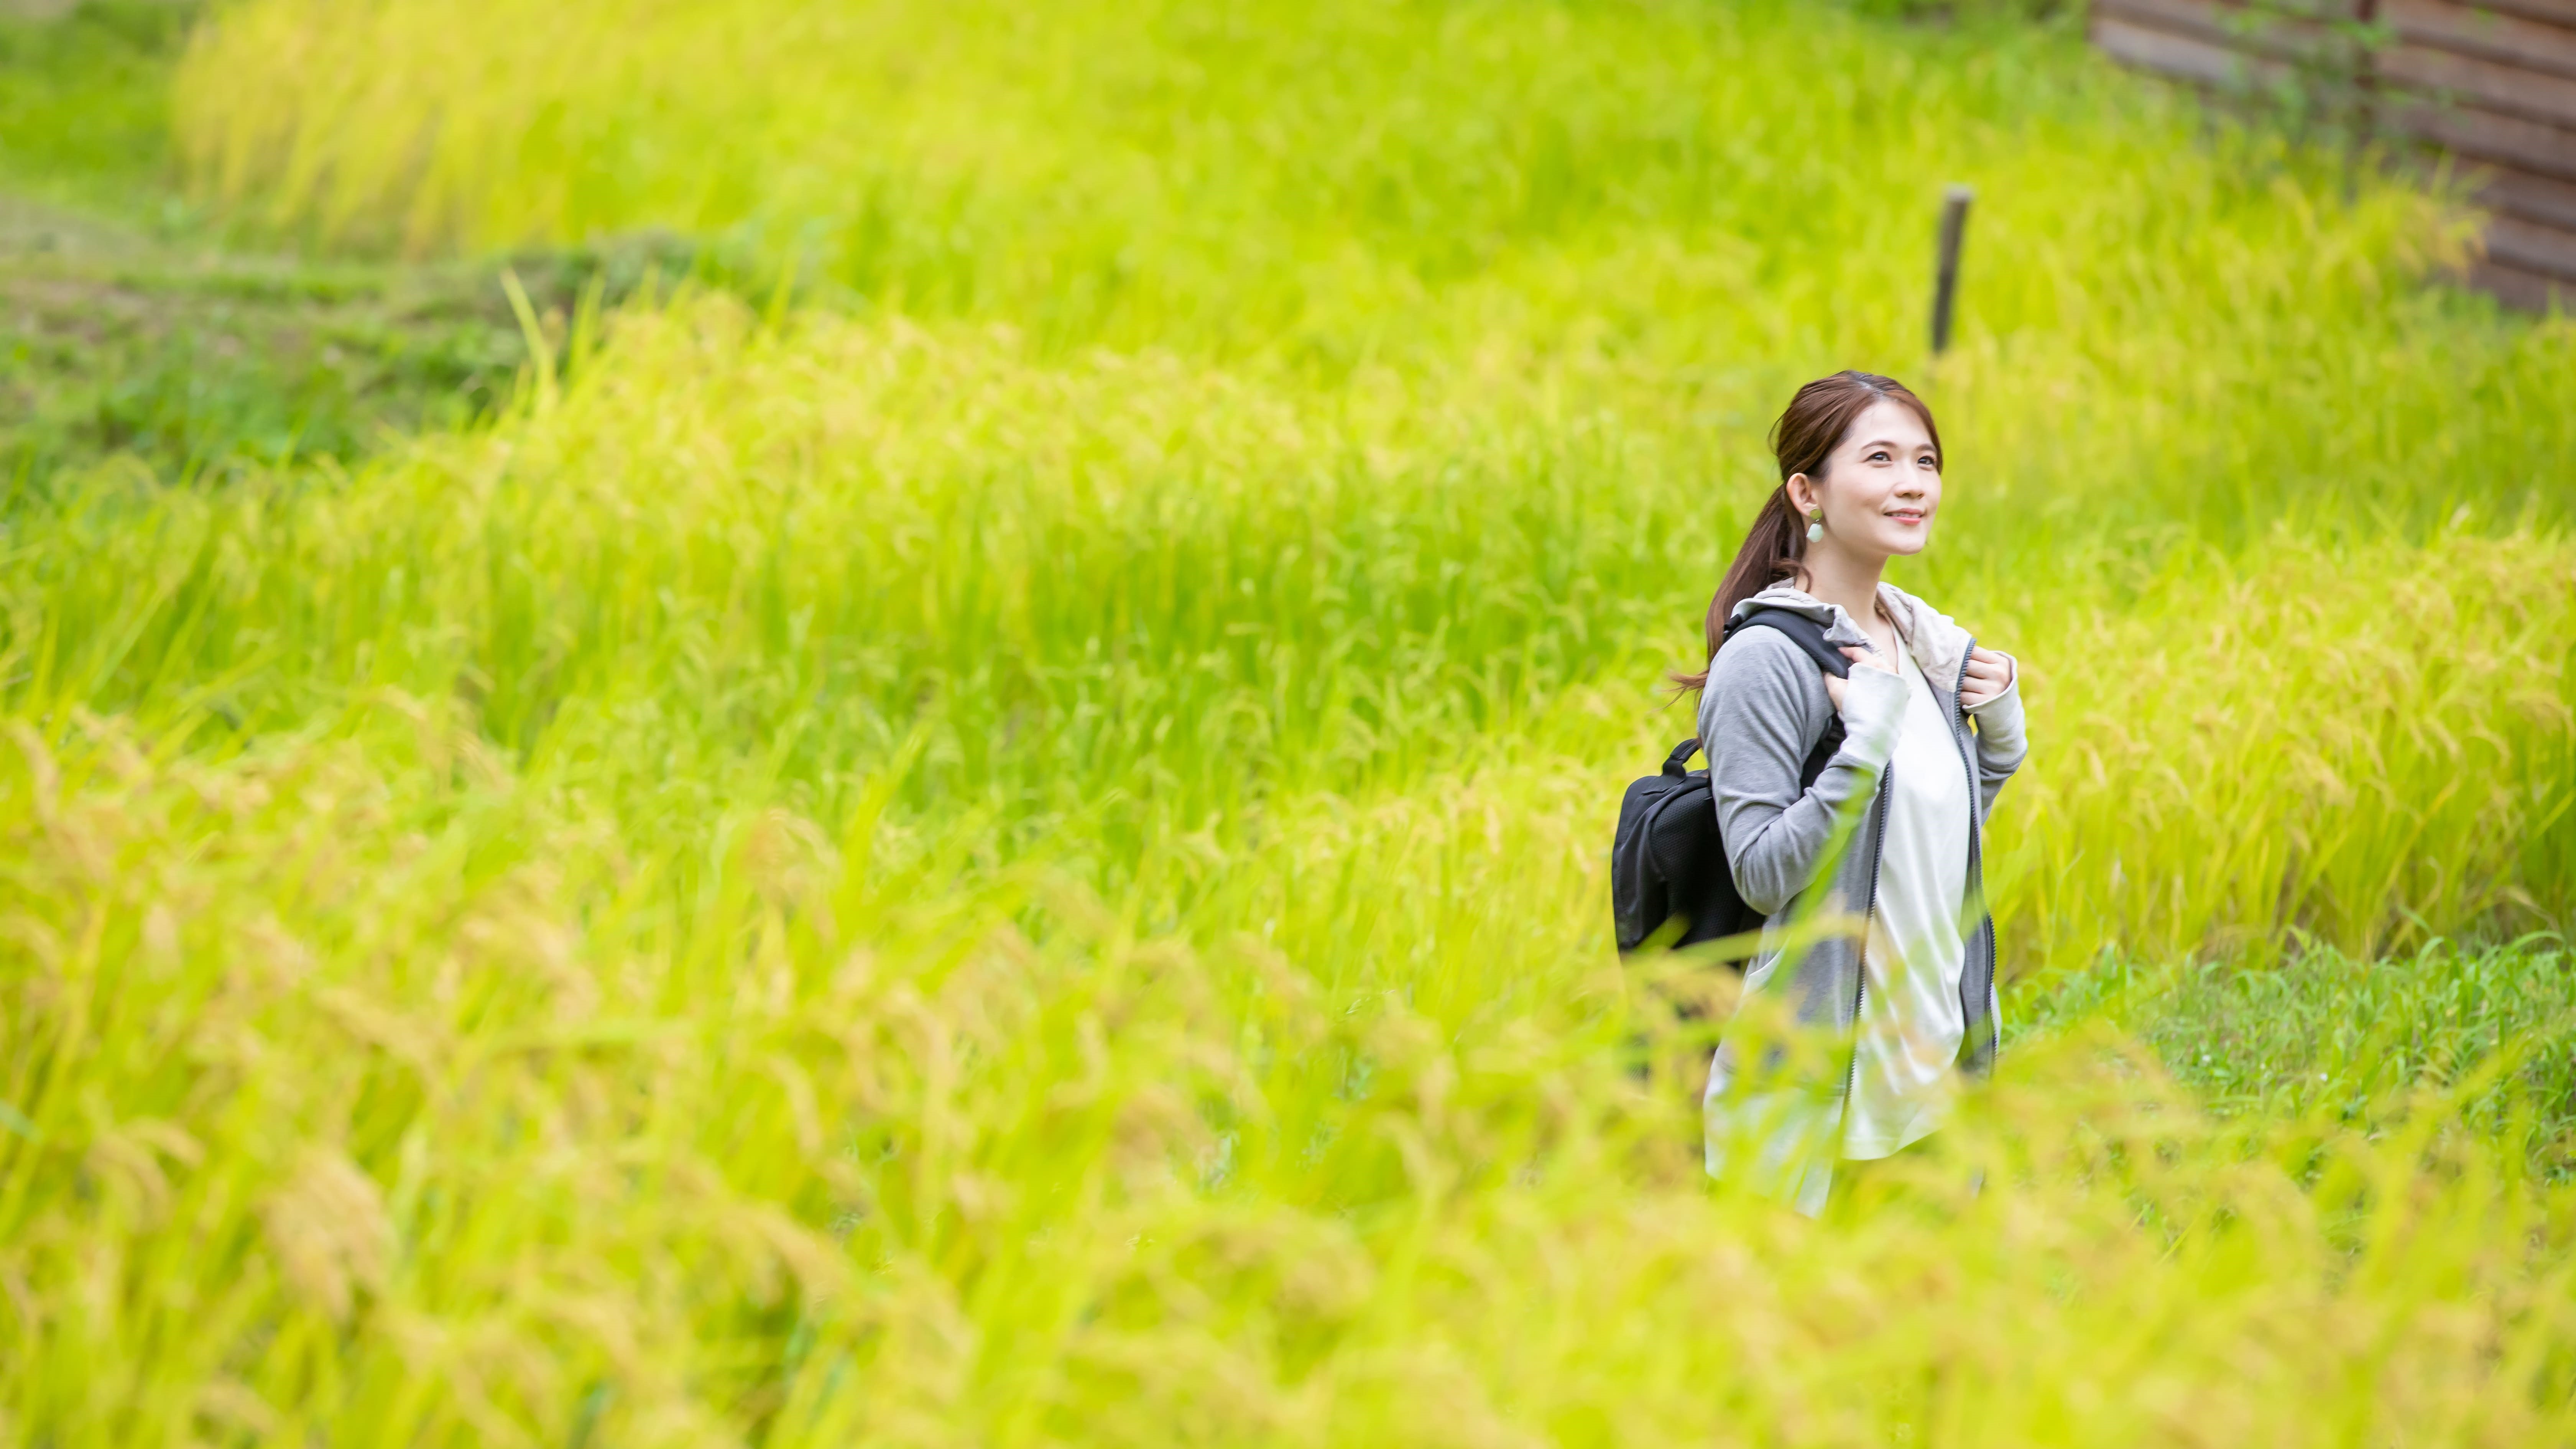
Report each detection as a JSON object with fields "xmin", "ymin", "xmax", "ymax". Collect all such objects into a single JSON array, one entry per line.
[{"xmin": 1670, "ymin": 486, "xmax": 1807, "ymax": 691}]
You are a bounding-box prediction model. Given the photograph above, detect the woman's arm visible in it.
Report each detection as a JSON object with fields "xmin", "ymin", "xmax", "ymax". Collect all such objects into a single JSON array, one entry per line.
[{"xmin": 1698, "ymin": 631, "xmax": 1909, "ymax": 916}]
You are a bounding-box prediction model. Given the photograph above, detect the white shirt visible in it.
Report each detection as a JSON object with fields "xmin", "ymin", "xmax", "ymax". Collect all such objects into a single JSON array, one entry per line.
[{"xmin": 1840, "ymin": 643, "xmax": 1972, "ymax": 1160}]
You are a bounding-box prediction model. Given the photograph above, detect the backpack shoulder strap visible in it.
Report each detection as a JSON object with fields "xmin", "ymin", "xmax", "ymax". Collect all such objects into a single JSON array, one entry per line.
[
  {"xmin": 1724, "ymin": 606, "xmax": 1851, "ymax": 678},
  {"xmin": 1720, "ymin": 609, "xmax": 1850, "ymax": 787}
]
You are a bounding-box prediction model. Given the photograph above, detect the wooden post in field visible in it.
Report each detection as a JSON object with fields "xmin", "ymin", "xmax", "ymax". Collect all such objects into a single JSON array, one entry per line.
[{"xmin": 1930, "ymin": 185, "xmax": 1973, "ymax": 358}]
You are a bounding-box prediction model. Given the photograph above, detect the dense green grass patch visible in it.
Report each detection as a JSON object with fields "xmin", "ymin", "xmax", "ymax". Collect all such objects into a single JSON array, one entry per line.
[
  {"xmin": 0, "ymin": 0, "xmax": 191, "ymax": 212},
  {"xmin": 0, "ymin": 226, "xmax": 717, "ymax": 485},
  {"xmin": 2034, "ymin": 938, "xmax": 2576, "ymax": 1175}
]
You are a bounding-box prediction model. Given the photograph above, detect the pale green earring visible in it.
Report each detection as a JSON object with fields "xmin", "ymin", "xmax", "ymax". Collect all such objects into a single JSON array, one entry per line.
[{"xmin": 1805, "ymin": 508, "xmax": 1824, "ymax": 542}]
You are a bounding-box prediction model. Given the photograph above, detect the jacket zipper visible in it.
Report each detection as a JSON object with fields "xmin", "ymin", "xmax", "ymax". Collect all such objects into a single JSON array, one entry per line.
[
  {"xmin": 1951, "ymin": 639, "xmax": 1995, "ymax": 1068},
  {"xmin": 1841, "ymin": 760, "xmax": 1892, "ymax": 1105},
  {"xmin": 1844, "ymin": 639, "xmax": 1982, "ymax": 1108},
  {"xmin": 1844, "ymin": 637, "xmax": 1989, "ymax": 1109}
]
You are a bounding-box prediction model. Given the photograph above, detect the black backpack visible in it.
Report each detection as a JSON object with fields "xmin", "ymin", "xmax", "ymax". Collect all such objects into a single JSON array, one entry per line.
[{"xmin": 1612, "ymin": 608, "xmax": 1852, "ymax": 958}]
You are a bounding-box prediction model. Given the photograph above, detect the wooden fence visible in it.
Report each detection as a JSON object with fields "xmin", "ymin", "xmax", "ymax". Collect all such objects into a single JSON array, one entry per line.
[{"xmin": 2091, "ymin": 0, "xmax": 2576, "ymax": 309}]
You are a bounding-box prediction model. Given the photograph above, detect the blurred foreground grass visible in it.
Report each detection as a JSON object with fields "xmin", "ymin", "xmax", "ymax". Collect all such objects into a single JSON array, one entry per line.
[
  {"xmin": 3, "ymin": 0, "xmax": 2575, "ymax": 1442},
  {"xmin": 7, "ymin": 704, "xmax": 2575, "ymax": 1443}
]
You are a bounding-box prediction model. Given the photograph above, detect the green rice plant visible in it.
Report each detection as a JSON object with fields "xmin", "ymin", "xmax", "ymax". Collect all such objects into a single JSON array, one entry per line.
[
  {"xmin": 11, "ymin": 299, "xmax": 2567, "ymax": 965},
  {"xmin": 5, "ymin": 712, "xmax": 2575, "ymax": 1445},
  {"xmin": 1, "ymin": 0, "xmax": 2571, "ymax": 1437},
  {"xmin": 168, "ymin": 0, "xmax": 2573, "ymax": 542},
  {"xmin": 1986, "ymin": 530, "xmax": 2576, "ymax": 965},
  {"xmin": 7, "ymin": 292, "xmax": 2570, "ymax": 1437}
]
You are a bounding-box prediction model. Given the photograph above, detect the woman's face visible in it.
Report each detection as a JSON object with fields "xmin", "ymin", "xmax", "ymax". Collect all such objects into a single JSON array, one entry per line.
[{"xmin": 1787, "ymin": 399, "xmax": 1942, "ymax": 560}]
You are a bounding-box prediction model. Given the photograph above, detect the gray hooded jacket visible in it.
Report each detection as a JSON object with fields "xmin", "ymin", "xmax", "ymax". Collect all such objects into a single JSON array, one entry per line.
[{"xmin": 1696, "ymin": 580, "xmax": 2028, "ymax": 1211}]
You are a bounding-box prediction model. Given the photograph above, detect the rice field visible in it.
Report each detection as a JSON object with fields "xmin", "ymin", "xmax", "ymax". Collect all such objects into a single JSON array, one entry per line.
[{"xmin": 6, "ymin": 0, "xmax": 2576, "ymax": 1443}]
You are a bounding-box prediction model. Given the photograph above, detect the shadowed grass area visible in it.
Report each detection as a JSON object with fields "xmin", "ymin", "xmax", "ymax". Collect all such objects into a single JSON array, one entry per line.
[{"xmin": 0, "ymin": 221, "xmax": 711, "ymax": 486}]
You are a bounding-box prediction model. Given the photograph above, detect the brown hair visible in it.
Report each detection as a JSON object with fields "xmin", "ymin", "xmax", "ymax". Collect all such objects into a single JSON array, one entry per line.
[{"xmin": 1674, "ymin": 371, "xmax": 1941, "ymax": 692}]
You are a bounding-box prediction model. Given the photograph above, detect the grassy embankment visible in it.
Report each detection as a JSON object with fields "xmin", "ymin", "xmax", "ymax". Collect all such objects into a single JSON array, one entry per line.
[
  {"xmin": 0, "ymin": 2, "xmax": 719, "ymax": 485},
  {"xmin": 6, "ymin": 0, "xmax": 2576, "ymax": 1443}
]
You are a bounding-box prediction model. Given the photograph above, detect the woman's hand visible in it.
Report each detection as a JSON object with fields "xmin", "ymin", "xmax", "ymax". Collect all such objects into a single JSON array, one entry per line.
[
  {"xmin": 1821, "ymin": 644, "xmax": 1896, "ymax": 711},
  {"xmin": 1959, "ymin": 647, "xmax": 2014, "ymax": 709}
]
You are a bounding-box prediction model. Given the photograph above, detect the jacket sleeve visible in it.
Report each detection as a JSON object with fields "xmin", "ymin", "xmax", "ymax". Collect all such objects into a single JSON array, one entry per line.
[
  {"xmin": 1697, "ymin": 631, "xmax": 1908, "ymax": 917},
  {"xmin": 1963, "ymin": 652, "xmax": 2028, "ymax": 820}
]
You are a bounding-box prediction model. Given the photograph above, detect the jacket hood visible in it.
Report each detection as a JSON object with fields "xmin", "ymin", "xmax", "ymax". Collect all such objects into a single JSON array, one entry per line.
[{"xmin": 1728, "ymin": 579, "xmax": 1976, "ymax": 691}]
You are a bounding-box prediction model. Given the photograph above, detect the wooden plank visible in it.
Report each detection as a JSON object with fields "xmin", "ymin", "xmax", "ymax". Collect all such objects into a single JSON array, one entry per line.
[
  {"xmin": 2391, "ymin": 98, "xmax": 2576, "ymax": 180},
  {"xmin": 2464, "ymin": 0, "xmax": 2576, "ymax": 30},
  {"xmin": 2475, "ymin": 163, "xmax": 2576, "ymax": 229},
  {"xmin": 2089, "ymin": 0, "xmax": 2576, "ymax": 199},
  {"xmin": 2485, "ymin": 213, "xmax": 2576, "ymax": 276},
  {"xmin": 2093, "ymin": 0, "xmax": 2229, "ymax": 39},
  {"xmin": 2092, "ymin": 14, "xmax": 2288, "ymax": 87},
  {"xmin": 2389, "ymin": 0, "xmax": 2576, "ymax": 82},
  {"xmin": 2381, "ymin": 43, "xmax": 2576, "ymax": 129},
  {"xmin": 2094, "ymin": 0, "xmax": 2344, "ymax": 59},
  {"xmin": 2222, "ymin": 0, "xmax": 2371, "ymax": 17},
  {"xmin": 2466, "ymin": 256, "xmax": 2574, "ymax": 308}
]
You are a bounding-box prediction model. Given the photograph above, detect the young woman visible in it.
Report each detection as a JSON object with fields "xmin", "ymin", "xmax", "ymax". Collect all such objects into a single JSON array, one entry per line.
[{"xmin": 1683, "ymin": 370, "xmax": 2027, "ymax": 1215}]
